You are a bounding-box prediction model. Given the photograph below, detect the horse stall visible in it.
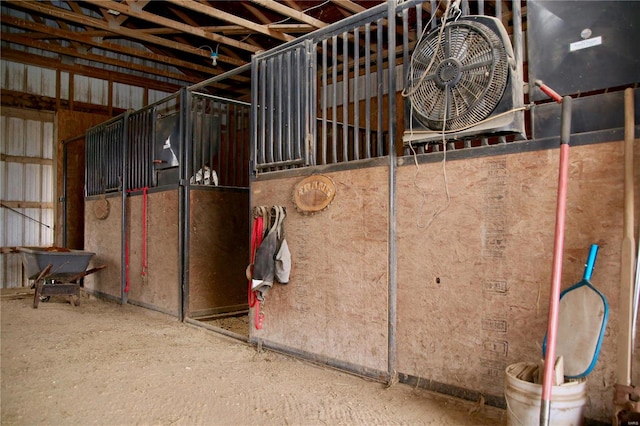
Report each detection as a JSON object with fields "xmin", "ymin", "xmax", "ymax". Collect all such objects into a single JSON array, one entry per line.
[
  {"xmin": 246, "ymin": 1, "xmax": 640, "ymax": 423},
  {"xmin": 83, "ymin": 88, "xmax": 250, "ymax": 324}
]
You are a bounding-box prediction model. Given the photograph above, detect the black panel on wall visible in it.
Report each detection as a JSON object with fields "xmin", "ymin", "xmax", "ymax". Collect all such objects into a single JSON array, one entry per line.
[{"xmin": 527, "ymin": 0, "xmax": 640, "ymax": 102}]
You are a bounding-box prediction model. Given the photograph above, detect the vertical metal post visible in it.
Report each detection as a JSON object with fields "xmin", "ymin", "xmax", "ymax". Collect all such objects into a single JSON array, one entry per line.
[
  {"xmin": 332, "ymin": 36, "xmax": 338, "ymax": 163},
  {"xmin": 365, "ymin": 23, "xmax": 372, "ymax": 159},
  {"xmin": 321, "ymin": 40, "xmax": 328, "ymax": 165},
  {"xmin": 430, "ymin": 0, "xmax": 438, "ymax": 30},
  {"xmin": 387, "ymin": 0, "xmax": 398, "ymax": 384},
  {"xmin": 250, "ymin": 55, "xmax": 259, "ymax": 176},
  {"xmin": 120, "ymin": 113, "xmax": 129, "ymax": 305},
  {"xmin": 178, "ymin": 88, "xmax": 190, "ymax": 321},
  {"xmin": 353, "ymin": 27, "xmax": 360, "ymax": 161},
  {"xmin": 342, "ymin": 32, "xmax": 349, "ymax": 162}
]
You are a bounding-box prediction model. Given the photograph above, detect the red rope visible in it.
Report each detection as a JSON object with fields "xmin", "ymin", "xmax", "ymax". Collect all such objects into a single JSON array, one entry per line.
[
  {"xmin": 248, "ymin": 215, "xmax": 265, "ymax": 329},
  {"xmin": 125, "ymin": 240, "xmax": 130, "ymax": 294},
  {"xmin": 141, "ymin": 187, "xmax": 148, "ymax": 278}
]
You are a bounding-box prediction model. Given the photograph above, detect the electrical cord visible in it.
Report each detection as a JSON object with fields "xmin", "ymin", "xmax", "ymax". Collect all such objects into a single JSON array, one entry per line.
[{"xmin": 405, "ymin": 1, "xmax": 456, "ymax": 229}]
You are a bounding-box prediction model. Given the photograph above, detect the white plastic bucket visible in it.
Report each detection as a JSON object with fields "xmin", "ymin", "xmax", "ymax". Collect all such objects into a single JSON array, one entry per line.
[{"xmin": 505, "ymin": 362, "xmax": 587, "ymax": 426}]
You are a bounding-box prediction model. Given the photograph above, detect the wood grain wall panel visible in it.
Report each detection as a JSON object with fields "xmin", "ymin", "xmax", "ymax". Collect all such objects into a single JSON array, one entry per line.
[
  {"xmin": 188, "ymin": 188, "xmax": 249, "ymax": 316},
  {"xmin": 126, "ymin": 189, "xmax": 180, "ymax": 316},
  {"xmin": 396, "ymin": 140, "xmax": 640, "ymax": 421},
  {"xmin": 251, "ymin": 167, "xmax": 390, "ymax": 373},
  {"xmin": 84, "ymin": 196, "xmax": 122, "ymax": 299}
]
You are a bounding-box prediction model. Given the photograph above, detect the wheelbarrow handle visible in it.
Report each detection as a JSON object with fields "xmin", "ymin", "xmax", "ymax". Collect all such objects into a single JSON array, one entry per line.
[{"xmin": 584, "ymin": 244, "xmax": 599, "ymax": 281}]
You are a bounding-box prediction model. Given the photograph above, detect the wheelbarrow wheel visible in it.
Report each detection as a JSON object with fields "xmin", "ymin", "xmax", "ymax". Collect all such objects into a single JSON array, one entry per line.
[{"xmin": 40, "ymin": 296, "xmax": 51, "ymax": 303}]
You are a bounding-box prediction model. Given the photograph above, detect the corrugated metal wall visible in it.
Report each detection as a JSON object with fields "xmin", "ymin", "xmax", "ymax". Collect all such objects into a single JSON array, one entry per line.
[
  {"xmin": 1, "ymin": 108, "xmax": 55, "ymax": 288},
  {"xmin": 0, "ymin": 57, "xmax": 174, "ymax": 288}
]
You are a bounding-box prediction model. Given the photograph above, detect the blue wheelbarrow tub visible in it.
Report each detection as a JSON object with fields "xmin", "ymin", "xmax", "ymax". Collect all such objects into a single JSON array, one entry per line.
[{"xmin": 19, "ymin": 247, "xmax": 96, "ymax": 280}]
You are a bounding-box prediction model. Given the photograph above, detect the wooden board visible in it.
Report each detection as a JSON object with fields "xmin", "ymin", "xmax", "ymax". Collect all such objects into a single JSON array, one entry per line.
[
  {"xmin": 251, "ymin": 167, "xmax": 389, "ymax": 373},
  {"xmin": 395, "ymin": 140, "xmax": 640, "ymax": 421},
  {"xmin": 126, "ymin": 189, "xmax": 180, "ymax": 316},
  {"xmin": 83, "ymin": 196, "xmax": 122, "ymax": 299},
  {"xmin": 188, "ymin": 188, "xmax": 249, "ymax": 316}
]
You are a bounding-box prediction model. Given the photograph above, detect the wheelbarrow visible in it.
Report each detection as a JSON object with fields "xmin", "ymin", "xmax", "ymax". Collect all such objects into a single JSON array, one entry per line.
[{"xmin": 18, "ymin": 247, "xmax": 106, "ymax": 308}]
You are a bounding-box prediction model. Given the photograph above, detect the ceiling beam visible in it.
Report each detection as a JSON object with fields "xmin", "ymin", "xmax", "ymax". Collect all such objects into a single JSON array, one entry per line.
[
  {"xmin": 0, "ymin": 14, "xmax": 235, "ymax": 78},
  {"xmin": 330, "ymin": 0, "xmax": 366, "ymax": 14},
  {"xmin": 249, "ymin": 0, "xmax": 328, "ymax": 29},
  {"xmin": 5, "ymin": 0, "xmax": 248, "ymax": 67},
  {"xmin": 165, "ymin": 0, "xmax": 295, "ymax": 42},
  {"xmin": 82, "ymin": 0, "xmax": 260, "ymax": 53},
  {"xmin": 1, "ymin": 32, "xmax": 202, "ymax": 84},
  {"xmin": 1, "ymin": 48, "xmax": 183, "ymax": 94}
]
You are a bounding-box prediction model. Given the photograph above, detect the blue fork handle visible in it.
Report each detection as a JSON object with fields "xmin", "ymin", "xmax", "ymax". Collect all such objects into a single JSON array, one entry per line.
[{"xmin": 583, "ymin": 244, "xmax": 598, "ymax": 281}]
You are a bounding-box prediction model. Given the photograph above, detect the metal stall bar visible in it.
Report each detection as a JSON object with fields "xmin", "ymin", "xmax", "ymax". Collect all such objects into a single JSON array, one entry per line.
[
  {"xmin": 321, "ymin": 39, "xmax": 328, "ymax": 165},
  {"xmin": 332, "ymin": 35, "xmax": 339, "ymax": 163},
  {"xmin": 251, "ymin": 61, "xmax": 259, "ymax": 175},
  {"xmin": 377, "ymin": 19, "xmax": 384, "ymax": 157},
  {"xmin": 267, "ymin": 58, "xmax": 275, "ymax": 167},
  {"xmin": 303, "ymin": 42, "xmax": 312, "ymax": 166},
  {"xmin": 260, "ymin": 62, "xmax": 267, "ymax": 167},
  {"xmin": 353, "ymin": 27, "xmax": 360, "ymax": 161},
  {"xmin": 284, "ymin": 51, "xmax": 293, "ymax": 166},
  {"xmin": 230, "ymin": 103, "xmax": 238, "ymax": 185},
  {"xmin": 221, "ymin": 102, "xmax": 229, "ymax": 184},
  {"xmin": 364, "ymin": 23, "xmax": 372, "ymax": 159},
  {"xmin": 275, "ymin": 55, "xmax": 283, "ymax": 165},
  {"xmin": 290, "ymin": 45, "xmax": 306, "ymax": 164},
  {"xmin": 342, "ymin": 31, "xmax": 349, "ymax": 162}
]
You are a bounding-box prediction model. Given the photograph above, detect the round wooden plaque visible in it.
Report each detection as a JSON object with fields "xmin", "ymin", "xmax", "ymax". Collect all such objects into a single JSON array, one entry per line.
[
  {"xmin": 93, "ymin": 198, "xmax": 110, "ymax": 220},
  {"xmin": 293, "ymin": 175, "xmax": 336, "ymax": 214}
]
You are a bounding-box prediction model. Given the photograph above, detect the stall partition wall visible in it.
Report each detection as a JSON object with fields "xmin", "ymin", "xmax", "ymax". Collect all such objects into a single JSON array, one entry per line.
[
  {"xmin": 188, "ymin": 187, "xmax": 249, "ymax": 318},
  {"xmin": 247, "ymin": 1, "xmax": 637, "ymax": 422},
  {"xmin": 84, "ymin": 187, "xmax": 248, "ymax": 318},
  {"xmin": 84, "ymin": 194, "xmax": 123, "ymax": 301},
  {"xmin": 251, "ymin": 163, "xmax": 390, "ymax": 375},
  {"xmin": 250, "ymin": 140, "xmax": 639, "ymax": 422},
  {"xmin": 396, "ymin": 141, "xmax": 640, "ymax": 420},
  {"xmin": 83, "ymin": 90, "xmax": 251, "ymax": 319},
  {"xmin": 84, "ymin": 188, "xmax": 181, "ymax": 316}
]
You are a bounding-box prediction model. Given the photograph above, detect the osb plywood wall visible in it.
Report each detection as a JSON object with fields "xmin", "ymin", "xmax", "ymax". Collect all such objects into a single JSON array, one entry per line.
[
  {"xmin": 251, "ymin": 166, "xmax": 390, "ymax": 374},
  {"xmin": 84, "ymin": 196, "xmax": 122, "ymax": 299},
  {"xmin": 249, "ymin": 139, "xmax": 639, "ymax": 422},
  {"xmin": 188, "ymin": 188, "xmax": 249, "ymax": 316},
  {"xmin": 396, "ymin": 140, "xmax": 640, "ymax": 422},
  {"xmin": 126, "ymin": 190, "xmax": 180, "ymax": 316}
]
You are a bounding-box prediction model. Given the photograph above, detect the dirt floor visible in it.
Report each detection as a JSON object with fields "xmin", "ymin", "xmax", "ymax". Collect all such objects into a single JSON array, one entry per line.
[{"xmin": 1, "ymin": 288, "xmax": 506, "ymax": 425}]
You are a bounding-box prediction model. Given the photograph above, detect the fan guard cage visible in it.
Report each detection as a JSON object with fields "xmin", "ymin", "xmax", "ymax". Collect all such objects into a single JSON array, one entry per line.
[{"xmin": 408, "ymin": 19, "xmax": 509, "ymax": 132}]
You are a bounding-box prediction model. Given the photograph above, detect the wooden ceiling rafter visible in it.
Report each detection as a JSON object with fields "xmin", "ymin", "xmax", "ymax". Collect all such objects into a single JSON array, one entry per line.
[
  {"xmin": 5, "ymin": 0, "xmax": 246, "ymax": 67},
  {"xmin": 81, "ymin": 0, "xmax": 259, "ymax": 53},
  {"xmin": 250, "ymin": 0, "xmax": 329, "ymax": 29},
  {"xmin": 0, "ymin": 14, "xmax": 243, "ymax": 80},
  {"xmin": 1, "ymin": 32, "xmax": 203, "ymax": 84},
  {"xmin": 0, "ymin": 0, "xmax": 409, "ymax": 101},
  {"xmin": 165, "ymin": 0, "xmax": 295, "ymax": 43}
]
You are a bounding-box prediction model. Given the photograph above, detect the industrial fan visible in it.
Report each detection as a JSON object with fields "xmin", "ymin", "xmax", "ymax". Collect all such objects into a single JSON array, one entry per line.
[{"xmin": 403, "ymin": 15, "xmax": 524, "ymax": 146}]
